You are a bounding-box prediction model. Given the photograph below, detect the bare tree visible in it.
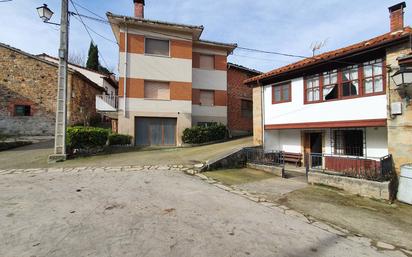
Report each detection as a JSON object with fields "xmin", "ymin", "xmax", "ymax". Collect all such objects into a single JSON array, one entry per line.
[{"xmin": 69, "ymin": 50, "xmax": 86, "ymax": 66}]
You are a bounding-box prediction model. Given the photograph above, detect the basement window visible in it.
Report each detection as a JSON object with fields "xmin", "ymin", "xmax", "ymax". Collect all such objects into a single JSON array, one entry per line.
[{"xmin": 14, "ymin": 105, "xmax": 31, "ymax": 116}]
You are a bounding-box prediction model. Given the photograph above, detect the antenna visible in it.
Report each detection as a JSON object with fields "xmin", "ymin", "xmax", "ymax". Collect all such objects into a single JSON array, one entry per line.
[{"xmin": 310, "ymin": 39, "xmax": 328, "ymax": 56}]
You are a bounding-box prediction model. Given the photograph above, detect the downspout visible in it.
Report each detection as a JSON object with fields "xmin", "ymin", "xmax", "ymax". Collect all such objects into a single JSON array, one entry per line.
[
  {"xmin": 258, "ymin": 80, "xmax": 265, "ymax": 149},
  {"xmin": 123, "ymin": 24, "xmax": 128, "ymax": 117}
]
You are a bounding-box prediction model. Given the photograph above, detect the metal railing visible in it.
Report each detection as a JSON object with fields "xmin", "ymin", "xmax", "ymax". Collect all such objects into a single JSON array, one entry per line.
[
  {"xmin": 306, "ymin": 153, "xmax": 393, "ymax": 182},
  {"xmin": 244, "ymin": 147, "xmax": 284, "ymax": 167},
  {"xmin": 97, "ymin": 95, "xmax": 118, "ymax": 109}
]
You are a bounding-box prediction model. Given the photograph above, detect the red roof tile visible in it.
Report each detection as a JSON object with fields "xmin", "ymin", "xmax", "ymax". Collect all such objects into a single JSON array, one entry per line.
[{"xmin": 245, "ymin": 27, "xmax": 412, "ymax": 84}]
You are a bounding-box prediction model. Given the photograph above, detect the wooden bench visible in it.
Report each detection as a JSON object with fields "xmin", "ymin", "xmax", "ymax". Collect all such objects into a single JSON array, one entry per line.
[{"xmin": 281, "ymin": 152, "xmax": 303, "ymax": 167}]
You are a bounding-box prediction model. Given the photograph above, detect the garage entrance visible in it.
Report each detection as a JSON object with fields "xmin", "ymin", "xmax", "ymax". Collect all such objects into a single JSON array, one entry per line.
[{"xmin": 135, "ymin": 117, "xmax": 177, "ymax": 146}]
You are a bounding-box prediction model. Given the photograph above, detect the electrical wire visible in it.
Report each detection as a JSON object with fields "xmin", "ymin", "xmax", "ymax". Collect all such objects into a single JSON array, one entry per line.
[
  {"xmin": 72, "ymin": 15, "xmax": 118, "ymax": 45},
  {"xmin": 69, "ymin": 0, "xmax": 110, "ymax": 69},
  {"xmin": 69, "ymin": 4, "xmax": 392, "ymax": 70}
]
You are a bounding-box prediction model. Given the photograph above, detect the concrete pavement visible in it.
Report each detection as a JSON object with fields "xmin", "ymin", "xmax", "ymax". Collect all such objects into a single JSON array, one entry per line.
[{"xmin": 0, "ymin": 167, "xmax": 407, "ymax": 257}]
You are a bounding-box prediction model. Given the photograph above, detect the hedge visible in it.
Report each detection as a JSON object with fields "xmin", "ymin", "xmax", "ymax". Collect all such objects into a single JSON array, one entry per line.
[
  {"xmin": 67, "ymin": 126, "xmax": 109, "ymax": 151},
  {"xmin": 108, "ymin": 133, "xmax": 132, "ymax": 146},
  {"xmin": 182, "ymin": 124, "xmax": 228, "ymax": 144}
]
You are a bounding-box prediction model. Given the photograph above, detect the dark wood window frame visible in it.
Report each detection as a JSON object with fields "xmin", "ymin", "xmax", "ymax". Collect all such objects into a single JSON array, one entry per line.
[
  {"xmin": 272, "ymin": 82, "xmax": 291, "ymax": 104},
  {"xmin": 14, "ymin": 105, "xmax": 32, "ymax": 116},
  {"xmin": 304, "ymin": 75, "xmax": 321, "ymax": 104},
  {"xmin": 304, "ymin": 59, "xmax": 386, "ymax": 105}
]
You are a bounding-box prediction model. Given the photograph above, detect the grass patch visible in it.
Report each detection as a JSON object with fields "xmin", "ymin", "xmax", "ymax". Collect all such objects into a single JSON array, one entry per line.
[{"xmin": 204, "ymin": 168, "xmax": 276, "ymax": 186}]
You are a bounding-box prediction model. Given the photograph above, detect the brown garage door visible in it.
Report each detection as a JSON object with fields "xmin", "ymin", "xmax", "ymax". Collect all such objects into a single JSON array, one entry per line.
[{"xmin": 135, "ymin": 117, "xmax": 177, "ymax": 146}]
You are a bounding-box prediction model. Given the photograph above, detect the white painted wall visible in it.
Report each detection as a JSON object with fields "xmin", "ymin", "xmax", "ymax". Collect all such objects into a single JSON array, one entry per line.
[
  {"xmin": 264, "ymin": 128, "xmax": 388, "ymax": 158},
  {"xmin": 366, "ymin": 127, "xmax": 388, "ymax": 158},
  {"xmin": 263, "ymin": 77, "xmax": 387, "ymax": 125},
  {"xmin": 192, "ymin": 105, "xmax": 227, "ymax": 117},
  {"xmin": 41, "ymin": 55, "xmax": 117, "ymax": 96},
  {"xmin": 119, "ymin": 97, "xmax": 192, "ymax": 114},
  {"xmin": 119, "ymin": 53, "xmax": 192, "ymax": 83},
  {"xmin": 192, "ymin": 68, "xmax": 227, "ymax": 90},
  {"xmin": 264, "ymin": 129, "xmax": 301, "ymax": 153}
]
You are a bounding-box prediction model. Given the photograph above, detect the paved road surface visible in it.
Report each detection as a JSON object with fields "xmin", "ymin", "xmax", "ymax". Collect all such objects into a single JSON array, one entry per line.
[{"xmin": 0, "ymin": 167, "xmax": 403, "ymax": 257}]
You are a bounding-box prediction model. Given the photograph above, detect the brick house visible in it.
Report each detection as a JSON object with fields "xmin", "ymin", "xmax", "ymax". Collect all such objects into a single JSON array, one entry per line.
[
  {"xmin": 227, "ymin": 63, "xmax": 262, "ymax": 137},
  {"xmin": 106, "ymin": 0, "xmax": 237, "ymax": 146},
  {"xmin": 0, "ymin": 42, "xmax": 104, "ymax": 136},
  {"xmin": 246, "ymin": 2, "xmax": 412, "ymax": 174}
]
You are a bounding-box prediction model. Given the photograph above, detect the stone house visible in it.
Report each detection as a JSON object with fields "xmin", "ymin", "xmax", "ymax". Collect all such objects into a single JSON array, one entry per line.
[
  {"xmin": 246, "ymin": 2, "xmax": 412, "ymax": 174},
  {"xmin": 227, "ymin": 63, "xmax": 262, "ymax": 137},
  {"xmin": 0, "ymin": 42, "xmax": 104, "ymax": 136}
]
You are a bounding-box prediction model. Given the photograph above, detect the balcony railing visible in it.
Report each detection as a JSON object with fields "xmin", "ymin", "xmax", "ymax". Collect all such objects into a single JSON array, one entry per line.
[
  {"xmin": 307, "ymin": 153, "xmax": 393, "ymax": 182},
  {"xmin": 244, "ymin": 147, "xmax": 284, "ymax": 167},
  {"xmin": 96, "ymin": 95, "xmax": 118, "ymax": 111}
]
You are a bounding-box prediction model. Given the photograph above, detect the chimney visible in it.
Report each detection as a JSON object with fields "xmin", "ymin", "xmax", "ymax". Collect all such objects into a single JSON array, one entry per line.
[
  {"xmin": 388, "ymin": 2, "xmax": 406, "ymax": 32},
  {"xmin": 133, "ymin": 0, "xmax": 145, "ymax": 18}
]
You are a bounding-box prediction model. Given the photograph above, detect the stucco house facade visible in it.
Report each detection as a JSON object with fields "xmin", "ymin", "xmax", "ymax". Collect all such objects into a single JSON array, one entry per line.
[
  {"xmin": 247, "ymin": 2, "xmax": 412, "ymax": 174},
  {"xmin": 106, "ymin": 0, "xmax": 237, "ymax": 146},
  {"xmin": 0, "ymin": 42, "xmax": 104, "ymax": 136}
]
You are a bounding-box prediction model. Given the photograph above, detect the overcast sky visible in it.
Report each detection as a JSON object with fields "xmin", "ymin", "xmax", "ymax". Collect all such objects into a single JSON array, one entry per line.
[{"xmin": 0, "ymin": 0, "xmax": 410, "ymax": 74}]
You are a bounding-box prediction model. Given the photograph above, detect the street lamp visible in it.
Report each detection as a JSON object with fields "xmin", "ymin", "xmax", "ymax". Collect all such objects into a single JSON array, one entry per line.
[
  {"xmin": 391, "ymin": 67, "xmax": 412, "ymax": 87},
  {"xmin": 36, "ymin": 4, "xmax": 54, "ymax": 22},
  {"xmin": 37, "ymin": 1, "xmax": 69, "ymax": 162}
]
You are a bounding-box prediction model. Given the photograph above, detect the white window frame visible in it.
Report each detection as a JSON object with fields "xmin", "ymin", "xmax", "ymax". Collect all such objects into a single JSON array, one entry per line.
[{"xmin": 144, "ymin": 37, "xmax": 171, "ymax": 58}]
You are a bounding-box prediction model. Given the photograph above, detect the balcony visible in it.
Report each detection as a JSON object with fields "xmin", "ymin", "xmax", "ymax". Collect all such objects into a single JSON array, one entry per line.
[{"xmin": 96, "ymin": 95, "xmax": 118, "ymax": 118}]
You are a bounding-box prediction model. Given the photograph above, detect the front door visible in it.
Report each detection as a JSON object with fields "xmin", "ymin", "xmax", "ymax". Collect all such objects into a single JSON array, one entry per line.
[
  {"xmin": 135, "ymin": 117, "xmax": 177, "ymax": 146},
  {"xmin": 304, "ymin": 132, "xmax": 323, "ymax": 168}
]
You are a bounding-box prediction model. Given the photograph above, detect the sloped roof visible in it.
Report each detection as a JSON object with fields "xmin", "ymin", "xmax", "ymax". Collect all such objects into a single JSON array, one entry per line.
[
  {"xmin": 0, "ymin": 42, "xmax": 104, "ymax": 92},
  {"xmin": 228, "ymin": 62, "xmax": 262, "ymax": 75},
  {"xmin": 245, "ymin": 27, "xmax": 412, "ymax": 85}
]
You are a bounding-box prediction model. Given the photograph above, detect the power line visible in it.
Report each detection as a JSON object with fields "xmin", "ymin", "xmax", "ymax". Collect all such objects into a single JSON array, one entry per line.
[
  {"xmin": 71, "ymin": 7, "xmax": 389, "ymax": 69},
  {"xmin": 71, "ymin": 0, "xmax": 106, "ymax": 20},
  {"xmin": 69, "ymin": 0, "xmax": 110, "ymax": 69},
  {"xmin": 72, "ymin": 15, "xmax": 118, "ymax": 45}
]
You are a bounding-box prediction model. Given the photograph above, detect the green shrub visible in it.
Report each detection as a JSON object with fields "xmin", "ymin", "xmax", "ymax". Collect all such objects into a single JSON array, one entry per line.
[
  {"xmin": 108, "ymin": 133, "xmax": 132, "ymax": 146},
  {"xmin": 67, "ymin": 126, "xmax": 109, "ymax": 151},
  {"xmin": 182, "ymin": 123, "xmax": 228, "ymax": 144}
]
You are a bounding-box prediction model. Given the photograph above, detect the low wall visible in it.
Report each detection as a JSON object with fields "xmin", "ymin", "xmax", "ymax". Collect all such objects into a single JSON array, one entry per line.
[
  {"xmin": 202, "ymin": 148, "xmax": 246, "ymax": 171},
  {"xmin": 246, "ymin": 163, "xmax": 283, "ymax": 177},
  {"xmin": 308, "ymin": 172, "xmax": 390, "ymax": 200}
]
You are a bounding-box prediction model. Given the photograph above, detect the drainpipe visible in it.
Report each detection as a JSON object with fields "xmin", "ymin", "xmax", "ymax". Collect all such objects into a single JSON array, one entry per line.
[
  {"xmin": 123, "ymin": 24, "xmax": 128, "ymax": 117},
  {"xmin": 258, "ymin": 80, "xmax": 265, "ymax": 149}
]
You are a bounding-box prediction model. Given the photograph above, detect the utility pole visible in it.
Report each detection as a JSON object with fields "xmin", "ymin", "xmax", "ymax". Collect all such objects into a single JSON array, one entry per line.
[{"xmin": 49, "ymin": 0, "xmax": 69, "ymax": 162}]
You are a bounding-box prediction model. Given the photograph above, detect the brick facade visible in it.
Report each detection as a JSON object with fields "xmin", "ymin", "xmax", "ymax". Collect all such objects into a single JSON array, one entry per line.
[
  {"xmin": 227, "ymin": 64, "xmax": 261, "ymax": 136},
  {"xmin": 0, "ymin": 43, "xmax": 103, "ymax": 136}
]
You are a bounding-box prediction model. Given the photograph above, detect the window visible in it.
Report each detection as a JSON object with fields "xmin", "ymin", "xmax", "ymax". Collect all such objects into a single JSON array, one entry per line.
[
  {"xmin": 199, "ymin": 90, "xmax": 214, "ymax": 106},
  {"xmin": 272, "ymin": 83, "xmax": 291, "ymax": 104},
  {"xmin": 333, "ymin": 129, "xmax": 364, "ymax": 156},
  {"xmin": 144, "ymin": 81, "xmax": 170, "ymax": 100},
  {"xmin": 363, "ymin": 59, "xmax": 384, "ymax": 94},
  {"xmin": 145, "ymin": 38, "xmax": 169, "ymax": 56},
  {"xmin": 14, "ymin": 105, "xmax": 31, "ymax": 116},
  {"xmin": 323, "ymin": 70, "xmax": 338, "ymax": 100},
  {"xmin": 241, "ymin": 99, "xmax": 253, "ymax": 118},
  {"xmin": 305, "ymin": 75, "xmax": 320, "ymax": 102},
  {"xmin": 199, "ymin": 54, "xmax": 215, "ymax": 70},
  {"xmin": 342, "ymin": 65, "xmax": 359, "ymax": 97}
]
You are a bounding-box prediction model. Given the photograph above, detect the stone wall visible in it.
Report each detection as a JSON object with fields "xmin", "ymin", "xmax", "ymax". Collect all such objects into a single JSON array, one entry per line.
[
  {"xmin": 252, "ymin": 86, "xmax": 263, "ymax": 146},
  {"xmin": 308, "ymin": 172, "xmax": 390, "ymax": 200},
  {"xmin": 0, "ymin": 45, "xmax": 57, "ymax": 135},
  {"xmin": 386, "ymin": 42, "xmax": 412, "ymax": 174},
  {"xmin": 0, "ymin": 44, "xmax": 103, "ymax": 135}
]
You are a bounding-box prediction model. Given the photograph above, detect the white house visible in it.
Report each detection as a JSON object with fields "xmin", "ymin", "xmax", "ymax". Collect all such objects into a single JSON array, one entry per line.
[{"xmin": 246, "ymin": 2, "xmax": 412, "ymax": 173}]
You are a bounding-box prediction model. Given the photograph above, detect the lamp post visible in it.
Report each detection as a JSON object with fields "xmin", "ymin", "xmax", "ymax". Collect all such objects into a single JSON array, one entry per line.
[{"xmin": 37, "ymin": 1, "xmax": 69, "ymax": 162}]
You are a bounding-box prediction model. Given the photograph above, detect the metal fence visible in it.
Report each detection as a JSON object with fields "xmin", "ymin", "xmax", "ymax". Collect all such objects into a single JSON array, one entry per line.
[
  {"xmin": 244, "ymin": 148, "xmax": 284, "ymax": 167},
  {"xmin": 307, "ymin": 153, "xmax": 393, "ymax": 182}
]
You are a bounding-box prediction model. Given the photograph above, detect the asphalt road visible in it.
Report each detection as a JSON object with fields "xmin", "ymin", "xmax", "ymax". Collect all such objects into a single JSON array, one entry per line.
[{"xmin": 0, "ymin": 167, "xmax": 401, "ymax": 257}]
